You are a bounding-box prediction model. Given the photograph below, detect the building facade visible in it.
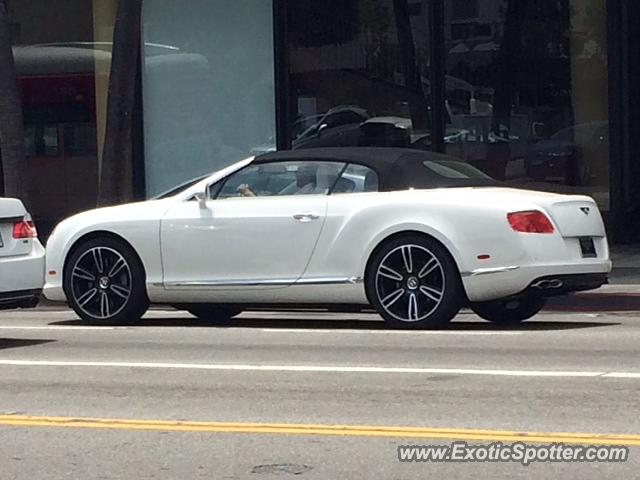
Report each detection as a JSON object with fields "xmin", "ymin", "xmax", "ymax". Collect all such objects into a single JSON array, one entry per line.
[{"xmin": 3, "ymin": 0, "xmax": 639, "ymax": 243}]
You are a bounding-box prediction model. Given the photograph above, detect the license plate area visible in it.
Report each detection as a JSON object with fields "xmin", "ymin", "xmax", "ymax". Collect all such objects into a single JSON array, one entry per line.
[{"xmin": 579, "ymin": 237, "xmax": 597, "ymax": 258}]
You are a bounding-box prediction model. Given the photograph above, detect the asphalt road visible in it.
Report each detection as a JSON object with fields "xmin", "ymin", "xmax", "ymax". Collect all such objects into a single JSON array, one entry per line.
[{"xmin": 0, "ymin": 307, "xmax": 639, "ymax": 479}]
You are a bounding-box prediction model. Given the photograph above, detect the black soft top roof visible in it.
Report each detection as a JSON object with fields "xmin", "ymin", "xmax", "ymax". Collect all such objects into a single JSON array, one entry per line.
[{"xmin": 254, "ymin": 147, "xmax": 498, "ymax": 191}]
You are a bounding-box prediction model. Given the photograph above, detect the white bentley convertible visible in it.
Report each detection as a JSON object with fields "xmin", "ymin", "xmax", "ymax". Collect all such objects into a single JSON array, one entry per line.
[{"xmin": 44, "ymin": 148, "xmax": 611, "ymax": 328}]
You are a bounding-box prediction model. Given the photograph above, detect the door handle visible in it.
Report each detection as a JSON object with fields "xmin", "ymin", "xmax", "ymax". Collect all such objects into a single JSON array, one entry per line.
[{"xmin": 293, "ymin": 213, "xmax": 320, "ymax": 222}]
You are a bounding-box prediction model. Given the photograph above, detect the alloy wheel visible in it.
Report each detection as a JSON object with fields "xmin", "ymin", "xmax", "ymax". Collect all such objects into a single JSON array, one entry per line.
[
  {"xmin": 375, "ymin": 244, "xmax": 445, "ymax": 322},
  {"xmin": 70, "ymin": 247, "xmax": 132, "ymax": 320}
]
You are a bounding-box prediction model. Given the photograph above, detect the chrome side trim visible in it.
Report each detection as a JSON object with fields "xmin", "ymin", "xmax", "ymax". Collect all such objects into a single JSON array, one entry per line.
[
  {"xmin": 461, "ymin": 266, "xmax": 520, "ymax": 278},
  {"xmin": 165, "ymin": 279, "xmax": 294, "ymax": 288},
  {"xmin": 296, "ymin": 277, "xmax": 362, "ymax": 285},
  {"xmin": 164, "ymin": 277, "xmax": 363, "ymax": 288},
  {"xmin": 0, "ymin": 294, "xmax": 38, "ymax": 304},
  {"xmin": 0, "ymin": 216, "xmax": 23, "ymax": 223}
]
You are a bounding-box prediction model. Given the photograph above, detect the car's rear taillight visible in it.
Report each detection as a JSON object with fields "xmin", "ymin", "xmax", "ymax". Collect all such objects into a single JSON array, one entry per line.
[
  {"xmin": 13, "ymin": 220, "xmax": 38, "ymax": 239},
  {"xmin": 507, "ymin": 211, "xmax": 555, "ymax": 234}
]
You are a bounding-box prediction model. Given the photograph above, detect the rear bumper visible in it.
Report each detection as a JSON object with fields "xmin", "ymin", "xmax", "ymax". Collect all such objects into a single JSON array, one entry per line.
[
  {"xmin": 0, "ymin": 289, "xmax": 42, "ymax": 310},
  {"xmin": 521, "ymin": 273, "xmax": 608, "ymax": 297},
  {"xmin": 0, "ymin": 241, "xmax": 45, "ymax": 294},
  {"xmin": 462, "ymin": 260, "xmax": 612, "ymax": 302}
]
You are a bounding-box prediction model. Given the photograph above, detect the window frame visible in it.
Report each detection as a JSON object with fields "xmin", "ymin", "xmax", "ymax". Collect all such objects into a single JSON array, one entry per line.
[{"xmin": 328, "ymin": 162, "xmax": 380, "ymax": 195}]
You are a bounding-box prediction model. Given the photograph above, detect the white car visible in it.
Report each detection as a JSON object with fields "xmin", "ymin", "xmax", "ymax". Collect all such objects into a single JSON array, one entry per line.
[
  {"xmin": 0, "ymin": 198, "xmax": 45, "ymax": 310},
  {"xmin": 44, "ymin": 148, "xmax": 611, "ymax": 328}
]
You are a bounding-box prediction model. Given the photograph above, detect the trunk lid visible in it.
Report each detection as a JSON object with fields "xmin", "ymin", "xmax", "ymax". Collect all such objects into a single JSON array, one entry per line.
[
  {"xmin": 544, "ymin": 199, "xmax": 605, "ymax": 237},
  {"xmin": 432, "ymin": 187, "xmax": 606, "ymax": 238}
]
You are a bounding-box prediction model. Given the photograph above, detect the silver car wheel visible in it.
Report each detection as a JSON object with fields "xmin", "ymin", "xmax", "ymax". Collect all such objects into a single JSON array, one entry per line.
[
  {"xmin": 375, "ymin": 244, "xmax": 445, "ymax": 323},
  {"xmin": 70, "ymin": 247, "xmax": 132, "ymax": 320}
]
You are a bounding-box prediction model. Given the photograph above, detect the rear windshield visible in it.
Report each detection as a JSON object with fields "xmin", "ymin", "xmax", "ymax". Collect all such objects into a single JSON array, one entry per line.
[
  {"xmin": 387, "ymin": 155, "xmax": 500, "ymax": 191},
  {"xmin": 422, "ymin": 160, "xmax": 492, "ymax": 180}
]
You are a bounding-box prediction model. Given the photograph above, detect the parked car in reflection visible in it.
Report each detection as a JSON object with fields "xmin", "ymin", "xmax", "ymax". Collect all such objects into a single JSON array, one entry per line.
[
  {"xmin": 525, "ymin": 121, "xmax": 609, "ymax": 186},
  {"xmin": 0, "ymin": 198, "xmax": 45, "ymax": 310},
  {"xmin": 249, "ymin": 106, "xmax": 371, "ymax": 155},
  {"xmin": 294, "ymin": 116, "xmax": 422, "ymax": 151},
  {"xmin": 293, "ymin": 106, "xmax": 370, "ymax": 148}
]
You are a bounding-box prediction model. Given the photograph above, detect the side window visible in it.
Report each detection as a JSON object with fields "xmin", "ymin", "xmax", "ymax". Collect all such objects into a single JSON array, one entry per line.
[
  {"xmin": 217, "ymin": 161, "xmax": 345, "ymax": 199},
  {"xmin": 332, "ymin": 164, "xmax": 379, "ymax": 194}
]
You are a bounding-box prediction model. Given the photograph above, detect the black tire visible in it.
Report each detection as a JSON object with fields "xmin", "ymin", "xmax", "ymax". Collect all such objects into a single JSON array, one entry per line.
[
  {"xmin": 470, "ymin": 296, "xmax": 546, "ymax": 325},
  {"xmin": 366, "ymin": 234, "xmax": 462, "ymax": 329},
  {"xmin": 185, "ymin": 305, "xmax": 243, "ymax": 324},
  {"xmin": 64, "ymin": 237, "xmax": 149, "ymax": 325}
]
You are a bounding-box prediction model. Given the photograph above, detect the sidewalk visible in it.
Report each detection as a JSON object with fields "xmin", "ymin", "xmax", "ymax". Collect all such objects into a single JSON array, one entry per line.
[
  {"xmin": 547, "ymin": 285, "xmax": 640, "ymax": 312},
  {"xmin": 547, "ymin": 246, "xmax": 640, "ymax": 311},
  {"xmin": 609, "ymin": 244, "xmax": 640, "ymax": 285}
]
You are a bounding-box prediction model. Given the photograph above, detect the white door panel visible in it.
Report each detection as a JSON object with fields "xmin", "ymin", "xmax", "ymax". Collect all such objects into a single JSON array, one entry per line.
[{"xmin": 160, "ymin": 196, "xmax": 326, "ymax": 288}]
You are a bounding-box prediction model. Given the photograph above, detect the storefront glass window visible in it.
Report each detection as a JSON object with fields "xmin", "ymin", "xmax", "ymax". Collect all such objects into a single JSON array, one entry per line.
[
  {"xmin": 287, "ymin": 0, "xmax": 609, "ymax": 211},
  {"xmin": 444, "ymin": 0, "xmax": 609, "ymax": 209},
  {"xmin": 286, "ymin": 0, "xmax": 433, "ymax": 152},
  {"xmin": 142, "ymin": 0, "xmax": 276, "ymax": 197},
  {"xmin": 8, "ymin": 0, "xmax": 116, "ymax": 237}
]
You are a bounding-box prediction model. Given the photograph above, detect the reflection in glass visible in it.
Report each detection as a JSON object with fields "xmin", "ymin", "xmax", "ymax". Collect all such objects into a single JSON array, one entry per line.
[
  {"xmin": 286, "ymin": 0, "xmax": 433, "ymax": 151},
  {"xmin": 142, "ymin": 0, "xmax": 276, "ymax": 197},
  {"xmin": 286, "ymin": 0, "xmax": 610, "ymax": 210},
  {"xmin": 444, "ymin": 0, "xmax": 609, "ymax": 208},
  {"xmin": 10, "ymin": 0, "xmax": 117, "ymax": 238}
]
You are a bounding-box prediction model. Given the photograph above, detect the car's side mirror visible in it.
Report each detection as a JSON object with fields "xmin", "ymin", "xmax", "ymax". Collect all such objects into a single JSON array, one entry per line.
[
  {"xmin": 194, "ymin": 191, "xmax": 208, "ymax": 209},
  {"xmin": 317, "ymin": 123, "xmax": 329, "ymax": 136}
]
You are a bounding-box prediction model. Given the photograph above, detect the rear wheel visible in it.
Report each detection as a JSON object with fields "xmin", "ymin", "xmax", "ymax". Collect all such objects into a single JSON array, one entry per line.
[
  {"xmin": 367, "ymin": 235, "xmax": 462, "ymax": 329},
  {"xmin": 470, "ymin": 297, "xmax": 546, "ymax": 325},
  {"xmin": 65, "ymin": 237, "xmax": 149, "ymax": 325},
  {"xmin": 185, "ymin": 305, "xmax": 243, "ymax": 324}
]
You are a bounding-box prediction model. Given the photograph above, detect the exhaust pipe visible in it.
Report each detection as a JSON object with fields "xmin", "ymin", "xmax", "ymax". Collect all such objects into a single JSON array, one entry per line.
[{"xmin": 532, "ymin": 279, "xmax": 564, "ymax": 290}]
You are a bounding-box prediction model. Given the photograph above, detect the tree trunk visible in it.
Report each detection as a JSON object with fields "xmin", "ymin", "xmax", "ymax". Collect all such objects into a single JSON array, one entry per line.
[
  {"xmin": 0, "ymin": 0, "xmax": 28, "ymax": 205},
  {"xmin": 98, "ymin": 0, "xmax": 142, "ymax": 206},
  {"xmin": 393, "ymin": 0, "xmax": 429, "ymax": 131}
]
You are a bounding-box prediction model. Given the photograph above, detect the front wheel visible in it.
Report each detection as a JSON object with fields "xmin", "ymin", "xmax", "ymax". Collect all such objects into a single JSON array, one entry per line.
[
  {"xmin": 367, "ymin": 235, "xmax": 463, "ymax": 329},
  {"xmin": 470, "ymin": 297, "xmax": 546, "ymax": 325},
  {"xmin": 65, "ymin": 237, "xmax": 149, "ymax": 325}
]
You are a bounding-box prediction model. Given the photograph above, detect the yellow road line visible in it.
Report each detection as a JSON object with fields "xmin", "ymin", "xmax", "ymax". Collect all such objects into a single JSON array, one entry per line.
[{"xmin": 0, "ymin": 415, "xmax": 639, "ymax": 446}]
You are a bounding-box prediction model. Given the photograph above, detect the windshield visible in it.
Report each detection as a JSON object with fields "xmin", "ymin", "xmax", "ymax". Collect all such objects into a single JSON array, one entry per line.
[
  {"xmin": 152, "ymin": 157, "xmax": 255, "ymax": 200},
  {"xmin": 153, "ymin": 174, "xmax": 210, "ymax": 199}
]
